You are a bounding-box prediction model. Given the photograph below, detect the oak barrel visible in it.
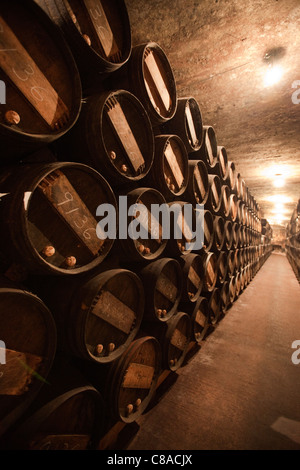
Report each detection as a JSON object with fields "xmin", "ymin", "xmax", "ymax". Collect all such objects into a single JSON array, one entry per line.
[
  {"xmin": 186, "ymin": 160, "xmax": 209, "ymax": 206},
  {"xmin": 160, "ymin": 97, "xmax": 203, "ymax": 153},
  {"xmin": 206, "ymin": 287, "xmax": 222, "ymax": 325},
  {"xmin": 139, "ymin": 257, "xmax": 182, "ymax": 322},
  {"xmin": 206, "ymin": 174, "xmax": 222, "ymax": 214},
  {"xmin": 109, "ymin": 42, "xmax": 177, "ymax": 126},
  {"xmin": 193, "ymin": 125, "xmax": 218, "ymax": 168},
  {"xmin": 117, "ymin": 187, "xmax": 168, "ymax": 262},
  {"xmin": 146, "ymin": 134, "xmax": 189, "ymax": 200},
  {"xmin": 0, "ymin": 283, "xmax": 56, "ymax": 438},
  {"xmin": 35, "ymin": 0, "xmax": 132, "ymax": 87},
  {"xmin": 190, "ymin": 296, "xmax": 210, "ymax": 343},
  {"xmin": 3, "ymin": 356, "xmax": 105, "ymax": 450},
  {"xmin": 0, "ymin": 161, "xmax": 117, "ymax": 276},
  {"xmin": 38, "ymin": 269, "xmax": 144, "ymax": 363},
  {"xmin": 0, "ymin": 0, "xmax": 82, "ymax": 160},
  {"xmin": 58, "ymin": 89, "xmax": 154, "ymax": 186},
  {"xmin": 179, "ymin": 253, "xmax": 204, "ymax": 303}
]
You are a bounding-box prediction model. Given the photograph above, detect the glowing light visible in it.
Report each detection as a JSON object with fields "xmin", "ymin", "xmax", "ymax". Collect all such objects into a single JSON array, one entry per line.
[
  {"xmin": 266, "ymin": 195, "xmax": 293, "ymax": 204},
  {"xmin": 273, "ymin": 177, "xmax": 285, "ymax": 188},
  {"xmin": 264, "ymin": 65, "xmax": 283, "ymax": 87}
]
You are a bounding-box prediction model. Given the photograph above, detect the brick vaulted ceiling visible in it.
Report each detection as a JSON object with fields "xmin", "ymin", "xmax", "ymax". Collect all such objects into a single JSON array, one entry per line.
[{"xmin": 125, "ymin": 0, "xmax": 300, "ymax": 226}]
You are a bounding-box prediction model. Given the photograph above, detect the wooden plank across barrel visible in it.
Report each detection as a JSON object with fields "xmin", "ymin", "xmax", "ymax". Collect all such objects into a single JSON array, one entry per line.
[{"xmin": 0, "ymin": 0, "xmax": 81, "ymax": 160}]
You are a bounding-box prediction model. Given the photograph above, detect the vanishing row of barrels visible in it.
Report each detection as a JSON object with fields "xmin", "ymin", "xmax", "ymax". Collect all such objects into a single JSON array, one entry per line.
[
  {"xmin": 285, "ymin": 200, "xmax": 300, "ymax": 281},
  {"xmin": 0, "ymin": 0, "xmax": 273, "ymax": 451}
]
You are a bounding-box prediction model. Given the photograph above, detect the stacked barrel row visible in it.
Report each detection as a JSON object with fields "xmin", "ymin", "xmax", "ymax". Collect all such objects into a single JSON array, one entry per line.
[
  {"xmin": 0, "ymin": 0, "xmax": 273, "ymax": 450},
  {"xmin": 285, "ymin": 200, "xmax": 300, "ymax": 282}
]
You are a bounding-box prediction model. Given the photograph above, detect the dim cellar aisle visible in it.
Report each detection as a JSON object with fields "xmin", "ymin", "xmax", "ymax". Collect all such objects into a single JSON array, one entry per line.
[{"xmin": 126, "ymin": 252, "xmax": 300, "ymax": 451}]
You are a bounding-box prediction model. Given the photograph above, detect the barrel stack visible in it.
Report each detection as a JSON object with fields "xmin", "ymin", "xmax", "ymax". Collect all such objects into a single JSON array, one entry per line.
[
  {"xmin": 0, "ymin": 0, "xmax": 272, "ymax": 450},
  {"xmin": 285, "ymin": 200, "xmax": 300, "ymax": 282}
]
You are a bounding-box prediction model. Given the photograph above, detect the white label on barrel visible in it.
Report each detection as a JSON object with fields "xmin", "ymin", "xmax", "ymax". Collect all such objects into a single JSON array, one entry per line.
[
  {"xmin": 133, "ymin": 200, "xmax": 162, "ymax": 242},
  {"xmin": 91, "ymin": 290, "xmax": 135, "ymax": 335},
  {"xmin": 144, "ymin": 49, "xmax": 171, "ymax": 113},
  {"xmin": 185, "ymin": 101, "xmax": 198, "ymax": 146},
  {"xmin": 122, "ymin": 363, "xmax": 155, "ymax": 389},
  {"xmin": 0, "ymin": 17, "xmax": 69, "ymax": 129},
  {"xmin": 170, "ymin": 328, "xmax": 187, "ymax": 351},
  {"xmin": 82, "ymin": 0, "xmax": 119, "ymax": 58},
  {"xmin": 155, "ymin": 272, "xmax": 178, "ymax": 303},
  {"xmin": 188, "ymin": 265, "xmax": 201, "ymax": 289},
  {"xmin": 0, "ymin": 349, "xmax": 42, "ymax": 396},
  {"xmin": 195, "ymin": 309, "xmax": 206, "ymax": 328},
  {"xmin": 164, "ymin": 142, "xmax": 184, "ymax": 190},
  {"xmin": 194, "ymin": 166, "xmax": 206, "ymax": 199},
  {"xmin": 106, "ymin": 98, "xmax": 145, "ymax": 173},
  {"xmin": 29, "ymin": 434, "xmax": 91, "ymax": 451},
  {"xmin": 38, "ymin": 170, "xmax": 104, "ymax": 256}
]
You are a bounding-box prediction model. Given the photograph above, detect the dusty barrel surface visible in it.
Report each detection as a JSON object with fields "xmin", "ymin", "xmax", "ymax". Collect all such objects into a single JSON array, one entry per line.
[
  {"xmin": 189, "ymin": 296, "xmax": 210, "ymax": 344},
  {"xmin": 0, "ymin": 283, "xmax": 57, "ymax": 438},
  {"xmin": 0, "ymin": 0, "xmax": 82, "ymax": 160},
  {"xmin": 207, "ymin": 174, "xmax": 222, "ymax": 214},
  {"xmin": 139, "ymin": 257, "xmax": 182, "ymax": 322},
  {"xmin": 206, "ymin": 287, "xmax": 222, "ymax": 325},
  {"xmin": 0, "ymin": 161, "xmax": 117, "ymax": 277},
  {"xmin": 217, "ymin": 146, "xmax": 228, "ymax": 182},
  {"xmin": 179, "ymin": 253, "xmax": 204, "ymax": 303},
  {"xmin": 3, "ymin": 357, "xmax": 105, "ymax": 450},
  {"xmin": 36, "ymin": 269, "xmax": 145, "ymax": 364},
  {"xmin": 200, "ymin": 251, "xmax": 217, "ymax": 293},
  {"xmin": 160, "ymin": 97, "xmax": 203, "ymax": 153},
  {"xmin": 193, "ymin": 125, "xmax": 218, "ymax": 169},
  {"xmin": 59, "ymin": 89, "xmax": 154, "ymax": 186},
  {"xmin": 186, "ymin": 160, "xmax": 209, "ymax": 206},
  {"xmin": 117, "ymin": 187, "xmax": 168, "ymax": 262},
  {"xmin": 146, "ymin": 134, "xmax": 189, "ymax": 200},
  {"xmin": 166, "ymin": 201, "xmax": 199, "ymax": 257},
  {"xmin": 35, "ymin": 0, "xmax": 132, "ymax": 86},
  {"xmin": 212, "ymin": 215, "xmax": 225, "ymax": 252},
  {"xmin": 145, "ymin": 312, "xmax": 192, "ymax": 372},
  {"xmin": 109, "ymin": 42, "xmax": 177, "ymax": 126},
  {"xmin": 102, "ymin": 336, "xmax": 161, "ymax": 423}
]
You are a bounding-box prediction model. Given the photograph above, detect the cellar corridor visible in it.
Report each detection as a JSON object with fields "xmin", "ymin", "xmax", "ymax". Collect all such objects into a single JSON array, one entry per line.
[{"xmin": 127, "ymin": 252, "xmax": 300, "ymax": 451}]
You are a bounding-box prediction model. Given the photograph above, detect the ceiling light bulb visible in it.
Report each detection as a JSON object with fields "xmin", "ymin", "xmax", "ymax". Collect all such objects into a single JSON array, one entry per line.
[{"xmin": 264, "ymin": 65, "xmax": 283, "ymax": 87}]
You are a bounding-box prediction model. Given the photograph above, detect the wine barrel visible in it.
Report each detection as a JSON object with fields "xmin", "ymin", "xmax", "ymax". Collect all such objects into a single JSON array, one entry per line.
[
  {"xmin": 117, "ymin": 187, "xmax": 167, "ymax": 262},
  {"xmin": 179, "ymin": 253, "xmax": 204, "ymax": 303},
  {"xmin": 109, "ymin": 42, "xmax": 177, "ymax": 126},
  {"xmin": 226, "ymin": 250, "xmax": 236, "ymax": 277},
  {"xmin": 36, "ymin": 269, "xmax": 144, "ymax": 364},
  {"xmin": 235, "ymin": 271, "xmax": 241, "ymax": 299},
  {"xmin": 193, "ymin": 125, "xmax": 218, "ymax": 168},
  {"xmin": 219, "ymin": 184, "xmax": 231, "ymax": 219},
  {"xmin": 201, "ymin": 209, "xmax": 214, "ymax": 252},
  {"xmin": 236, "ymin": 173, "xmax": 246, "ymax": 202},
  {"xmin": 0, "ymin": 283, "xmax": 56, "ymax": 438},
  {"xmin": 146, "ymin": 312, "xmax": 192, "ymax": 371},
  {"xmin": 220, "ymin": 280, "xmax": 230, "ymax": 313},
  {"xmin": 139, "ymin": 258, "xmax": 182, "ymax": 322},
  {"xmin": 217, "ymin": 146, "xmax": 228, "ymax": 182},
  {"xmin": 228, "ymin": 193, "xmax": 238, "ymax": 222},
  {"xmin": 0, "ymin": 161, "xmax": 117, "ymax": 276},
  {"xmin": 190, "ymin": 296, "xmax": 210, "ymax": 343},
  {"xmin": 232, "ymin": 222, "xmax": 241, "ymax": 250},
  {"xmin": 227, "ymin": 161, "xmax": 237, "ymax": 192},
  {"xmin": 206, "ymin": 174, "xmax": 222, "ymax": 214},
  {"xmin": 237, "ymin": 200, "xmax": 246, "ymax": 226},
  {"xmin": 206, "ymin": 287, "xmax": 222, "ymax": 325},
  {"xmin": 3, "ymin": 356, "xmax": 105, "ymax": 450},
  {"xmin": 146, "ymin": 135, "xmax": 189, "ymax": 200},
  {"xmin": 160, "ymin": 97, "xmax": 203, "ymax": 153},
  {"xmin": 87, "ymin": 336, "xmax": 161, "ymax": 423},
  {"xmin": 58, "ymin": 89, "xmax": 154, "ymax": 186},
  {"xmin": 0, "ymin": 0, "xmax": 82, "ymax": 160},
  {"xmin": 216, "ymin": 251, "xmax": 228, "ymax": 286},
  {"xmin": 35, "ymin": 0, "xmax": 132, "ymax": 87},
  {"xmin": 228, "ymin": 276, "xmax": 236, "ymax": 304},
  {"xmin": 224, "ymin": 220, "xmax": 233, "ymax": 250},
  {"xmin": 212, "ymin": 215, "xmax": 225, "ymax": 252},
  {"xmin": 166, "ymin": 201, "xmax": 198, "ymax": 256},
  {"xmin": 186, "ymin": 160, "xmax": 209, "ymax": 206},
  {"xmin": 200, "ymin": 251, "xmax": 217, "ymax": 293}
]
